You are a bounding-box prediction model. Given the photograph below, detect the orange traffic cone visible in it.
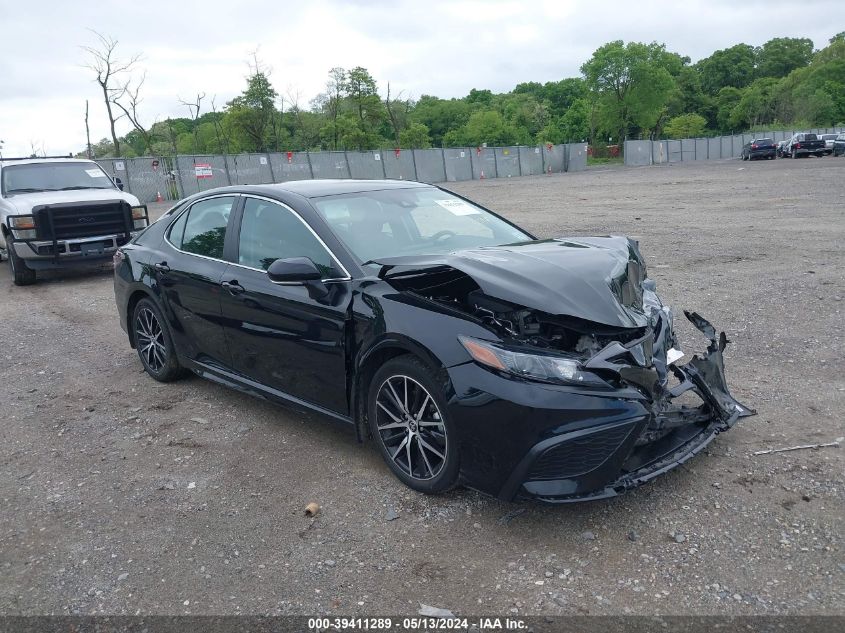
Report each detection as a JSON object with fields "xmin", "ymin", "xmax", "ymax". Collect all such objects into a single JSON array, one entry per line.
[{"xmin": 156, "ymin": 191, "xmax": 163, "ymax": 202}]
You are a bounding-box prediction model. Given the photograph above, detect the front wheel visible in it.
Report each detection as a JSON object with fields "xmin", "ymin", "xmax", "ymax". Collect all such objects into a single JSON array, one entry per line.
[
  {"xmin": 367, "ymin": 356, "xmax": 459, "ymax": 494},
  {"xmin": 6, "ymin": 239, "xmax": 37, "ymax": 286},
  {"xmin": 132, "ymin": 298, "xmax": 185, "ymax": 382}
]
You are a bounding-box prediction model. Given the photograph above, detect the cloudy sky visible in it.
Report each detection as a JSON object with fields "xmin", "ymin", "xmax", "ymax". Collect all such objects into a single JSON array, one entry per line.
[{"xmin": 1, "ymin": 0, "xmax": 842, "ymax": 156}]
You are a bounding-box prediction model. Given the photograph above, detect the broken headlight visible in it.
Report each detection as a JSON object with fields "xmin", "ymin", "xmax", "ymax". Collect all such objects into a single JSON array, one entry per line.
[{"xmin": 459, "ymin": 336, "xmax": 608, "ymax": 387}]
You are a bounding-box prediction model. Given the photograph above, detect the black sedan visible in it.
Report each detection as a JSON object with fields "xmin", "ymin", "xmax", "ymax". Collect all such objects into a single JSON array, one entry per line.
[
  {"xmin": 113, "ymin": 181, "xmax": 753, "ymax": 503},
  {"xmin": 741, "ymin": 138, "xmax": 776, "ymax": 160}
]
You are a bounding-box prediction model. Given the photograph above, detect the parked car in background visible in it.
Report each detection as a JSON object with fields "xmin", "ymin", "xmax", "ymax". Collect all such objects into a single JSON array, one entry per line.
[
  {"xmin": 113, "ymin": 180, "xmax": 753, "ymax": 503},
  {"xmin": 776, "ymin": 140, "xmax": 789, "ymax": 158},
  {"xmin": 833, "ymin": 133, "xmax": 845, "ymax": 157},
  {"xmin": 819, "ymin": 133, "xmax": 838, "ymax": 155},
  {"xmin": 741, "ymin": 138, "xmax": 776, "ymax": 160},
  {"xmin": 0, "ymin": 157, "xmax": 149, "ymax": 285},
  {"xmin": 786, "ymin": 133, "xmax": 825, "ymax": 158}
]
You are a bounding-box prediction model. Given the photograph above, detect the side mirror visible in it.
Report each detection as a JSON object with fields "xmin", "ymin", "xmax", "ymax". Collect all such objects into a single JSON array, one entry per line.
[
  {"xmin": 114, "ymin": 176, "xmax": 124, "ymax": 191},
  {"xmin": 267, "ymin": 257, "xmax": 322, "ymax": 283}
]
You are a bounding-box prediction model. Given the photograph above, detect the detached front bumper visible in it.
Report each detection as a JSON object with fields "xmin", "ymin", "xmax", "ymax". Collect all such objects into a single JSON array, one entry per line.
[
  {"xmin": 511, "ymin": 311, "xmax": 754, "ymax": 502},
  {"xmin": 449, "ymin": 311, "xmax": 754, "ymax": 503}
]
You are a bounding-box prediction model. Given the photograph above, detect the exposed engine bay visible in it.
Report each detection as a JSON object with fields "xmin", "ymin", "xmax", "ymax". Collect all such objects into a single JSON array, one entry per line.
[{"xmin": 382, "ymin": 264, "xmax": 660, "ymax": 358}]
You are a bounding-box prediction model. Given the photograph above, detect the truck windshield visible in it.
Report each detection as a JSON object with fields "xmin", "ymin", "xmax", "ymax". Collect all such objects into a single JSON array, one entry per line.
[{"xmin": 2, "ymin": 162, "xmax": 116, "ymax": 195}]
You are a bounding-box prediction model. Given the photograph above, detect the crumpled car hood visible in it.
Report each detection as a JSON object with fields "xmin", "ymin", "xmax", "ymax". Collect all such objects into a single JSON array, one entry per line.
[{"xmin": 375, "ymin": 236, "xmax": 651, "ymax": 329}]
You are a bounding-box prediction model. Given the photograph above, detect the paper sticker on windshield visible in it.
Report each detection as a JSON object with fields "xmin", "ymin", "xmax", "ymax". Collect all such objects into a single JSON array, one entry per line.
[
  {"xmin": 434, "ymin": 199, "xmax": 479, "ymax": 216},
  {"xmin": 85, "ymin": 169, "xmax": 107, "ymax": 178}
]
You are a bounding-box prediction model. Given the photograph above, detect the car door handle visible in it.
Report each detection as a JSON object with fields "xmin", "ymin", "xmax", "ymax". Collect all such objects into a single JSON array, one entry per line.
[
  {"xmin": 154, "ymin": 261, "xmax": 170, "ymax": 273},
  {"xmin": 221, "ymin": 280, "xmax": 245, "ymax": 295}
]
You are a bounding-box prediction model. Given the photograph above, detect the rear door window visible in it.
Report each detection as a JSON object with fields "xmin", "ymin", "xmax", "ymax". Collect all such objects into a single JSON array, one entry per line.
[{"xmin": 171, "ymin": 196, "xmax": 235, "ymax": 259}]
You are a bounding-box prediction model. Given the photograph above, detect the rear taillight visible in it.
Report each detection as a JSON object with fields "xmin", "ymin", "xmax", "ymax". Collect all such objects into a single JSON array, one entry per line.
[
  {"xmin": 795, "ymin": 143, "xmax": 801, "ymax": 149},
  {"xmin": 751, "ymin": 144, "xmax": 758, "ymax": 149},
  {"xmin": 113, "ymin": 250, "xmax": 125, "ymax": 265}
]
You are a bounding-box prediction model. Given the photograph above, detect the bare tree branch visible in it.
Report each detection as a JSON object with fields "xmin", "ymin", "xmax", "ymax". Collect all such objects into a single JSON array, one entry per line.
[{"xmin": 80, "ymin": 30, "xmax": 141, "ymax": 156}]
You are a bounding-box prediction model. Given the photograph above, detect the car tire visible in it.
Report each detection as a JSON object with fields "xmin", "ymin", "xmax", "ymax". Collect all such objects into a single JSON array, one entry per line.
[
  {"xmin": 367, "ymin": 355, "xmax": 460, "ymax": 494},
  {"xmin": 132, "ymin": 297, "xmax": 185, "ymax": 382},
  {"xmin": 6, "ymin": 239, "xmax": 37, "ymax": 286}
]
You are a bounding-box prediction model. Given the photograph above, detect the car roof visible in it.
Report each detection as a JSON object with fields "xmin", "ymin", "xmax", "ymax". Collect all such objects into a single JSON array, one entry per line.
[{"xmin": 205, "ymin": 179, "xmax": 434, "ymax": 199}]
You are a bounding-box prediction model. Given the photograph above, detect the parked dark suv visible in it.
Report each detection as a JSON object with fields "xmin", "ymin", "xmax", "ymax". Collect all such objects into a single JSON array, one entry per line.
[
  {"xmin": 113, "ymin": 181, "xmax": 752, "ymax": 503},
  {"xmin": 741, "ymin": 138, "xmax": 776, "ymax": 160}
]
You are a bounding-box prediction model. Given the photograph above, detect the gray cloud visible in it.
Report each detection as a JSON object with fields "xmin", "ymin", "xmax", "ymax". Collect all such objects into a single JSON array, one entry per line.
[{"xmin": 1, "ymin": 0, "xmax": 842, "ymax": 156}]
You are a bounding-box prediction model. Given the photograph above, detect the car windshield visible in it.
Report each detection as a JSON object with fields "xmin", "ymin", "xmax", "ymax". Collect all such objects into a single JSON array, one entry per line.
[
  {"xmin": 312, "ymin": 188, "xmax": 533, "ymax": 263},
  {"xmin": 1, "ymin": 162, "xmax": 115, "ymax": 195},
  {"xmin": 755, "ymin": 138, "xmax": 773, "ymax": 144},
  {"xmin": 821, "ymin": 134, "xmax": 837, "ymax": 140}
]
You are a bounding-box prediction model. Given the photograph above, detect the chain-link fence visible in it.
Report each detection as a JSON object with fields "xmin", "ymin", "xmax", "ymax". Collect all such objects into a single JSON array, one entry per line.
[
  {"xmin": 624, "ymin": 127, "xmax": 845, "ymax": 167},
  {"xmin": 100, "ymin": 144, "xmax": 587, "ymax": 202}
]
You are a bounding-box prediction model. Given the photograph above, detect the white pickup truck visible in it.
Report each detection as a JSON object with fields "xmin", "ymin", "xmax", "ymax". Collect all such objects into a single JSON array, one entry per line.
[{"xmin": 0, "ymin": 157, "xmax": 149, "ymax": 285}]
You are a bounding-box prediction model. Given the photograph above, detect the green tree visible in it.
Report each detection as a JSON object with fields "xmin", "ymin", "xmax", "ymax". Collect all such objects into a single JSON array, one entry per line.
[
  {"xmin": 756, "ymin": 37, "xmax": 814, "ymax": 79},
  {"xmin": 443, "ymin": 110, "xmax": 520, "ymax": 147},
  {"xmin": 398, "ymin": 123, "xmax": 432, "ymax": 148},
  {"xmin": 581, "ymin": 40, "xmax": 680, "ymax": 142},
  {"xmin": 225, "ymin": 70, "xmax": 279, "ymax": 151},
  {"xmin": 715, "ymin": 87, "xmax": 743, "ymax": 132},
  {"xmin": 410, "ymin": 96, "xmax": 472, "ymax": 146},
  {"xmin": 697, "ymin": 44, "xmax": 756, "ymax": 94},
  {"xmin": 730, "ymin": 77, "xmax": 780, "ymax": 128},
  {"xmin": 663, "ymin": 113, "xmax": 708, "ymax": 138}
]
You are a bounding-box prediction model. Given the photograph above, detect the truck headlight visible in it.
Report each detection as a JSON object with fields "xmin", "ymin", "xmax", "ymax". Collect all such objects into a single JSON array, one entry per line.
[
  {"xmin": 8, "ymin": 215, "xmax": 36, "ymax": 239},
  {"xmin": 458, "ymin": 336, "xmax": 608, "ymax": 387}
]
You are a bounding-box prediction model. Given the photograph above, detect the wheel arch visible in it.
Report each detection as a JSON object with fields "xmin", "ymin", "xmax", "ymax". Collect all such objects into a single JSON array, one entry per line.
[
  {"xmin": 125, "ymin": 287, "xmax": 161, "ymax": 349},
  {"xmin": 351, "ymin": 335, "xmax": 447, "ymax": 443}
]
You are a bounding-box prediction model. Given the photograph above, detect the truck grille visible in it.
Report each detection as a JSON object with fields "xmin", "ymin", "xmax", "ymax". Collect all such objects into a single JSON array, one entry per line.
[{"xmin": 34, "ymin": 201, "xmax": 130, "ymax": 240}]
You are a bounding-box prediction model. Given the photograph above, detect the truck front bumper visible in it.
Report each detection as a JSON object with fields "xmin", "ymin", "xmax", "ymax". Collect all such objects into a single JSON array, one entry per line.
[{"xmin": 12, "ymin": 232, "xmax": 137, "ymax": 269}]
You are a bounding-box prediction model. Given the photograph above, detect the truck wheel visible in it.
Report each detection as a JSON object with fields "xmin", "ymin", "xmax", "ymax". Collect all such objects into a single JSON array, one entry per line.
[{"xmin": 6, "ymin": 239, "xmax": 37, "ymax": 286}]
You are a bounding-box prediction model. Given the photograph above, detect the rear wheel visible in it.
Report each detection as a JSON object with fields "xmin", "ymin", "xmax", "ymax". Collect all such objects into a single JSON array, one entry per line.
[
  {"xmin": 132, "ymin": 298, "xmax": 185, "ymax": 382},
  {"xmin": 6, "ymin": 238, "xmax": 37, "ymax": 286},
  {"xmin": 367, "ymin": 356, "xmax": 459, "ymax": 494}
]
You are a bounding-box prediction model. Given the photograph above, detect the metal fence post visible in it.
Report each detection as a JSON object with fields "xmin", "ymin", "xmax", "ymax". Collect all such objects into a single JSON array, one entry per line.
[
  {"xmin": 492, "ymin": 147, "xmax": 499, "ymax": 177},
  {"xmin": 381, "ymin": 151, "xmax": 387, "ymax": 178},
  {"xmin": 440, "ymin": 147, "xmax": 447, "ymax": 180},
  {"xmin": 411, "ymin": 149, "xmax": 419, "ymax": 181},
  {"xmin": 517, "ymin": 146, "xmax": 524, "ymax": 176},
  {"xmin": 344, "ymin": 150, "xmax": 352, "ymax": 178},
  {"xmin": 266, "ymin": 152, "xmax": 276, "ymax": 183},
  {"xmin": 123, "ymin": 159, "xmax": 134, "ymax": 195},
  {"xmin": 306, "ymin": 151, "xmax": 314, "ymax": 179}
]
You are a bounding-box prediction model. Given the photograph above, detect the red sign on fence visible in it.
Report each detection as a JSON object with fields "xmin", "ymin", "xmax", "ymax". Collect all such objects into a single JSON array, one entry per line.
[
  {"xmin": 286, "ymin": 152, "xmax": 293, "ymax": 163},
  {"xmin": 194, "ymin": 163, "xmax": 213, "ymax": 179}
]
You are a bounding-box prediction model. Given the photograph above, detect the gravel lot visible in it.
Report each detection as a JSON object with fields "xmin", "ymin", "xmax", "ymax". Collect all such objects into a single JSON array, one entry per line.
[{"xmin": 1, "ymin": 157, "xmax": 843, "ymax": 617}]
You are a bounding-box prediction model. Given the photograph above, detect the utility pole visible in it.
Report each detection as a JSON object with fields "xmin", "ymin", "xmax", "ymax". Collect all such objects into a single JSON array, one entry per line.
[{"xmin": 85, "ymin": 100, "xmax": 93, "ymax": 158}]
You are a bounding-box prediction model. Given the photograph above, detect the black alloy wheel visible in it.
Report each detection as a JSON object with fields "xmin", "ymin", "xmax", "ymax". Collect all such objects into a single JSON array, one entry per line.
[
  {"xmin": 132, "ymin": 298, "xmax": 185, "ymax": 382},
  {"xmin": 368, "ymin": 356, "xmax": 459, "ymax": 494}
]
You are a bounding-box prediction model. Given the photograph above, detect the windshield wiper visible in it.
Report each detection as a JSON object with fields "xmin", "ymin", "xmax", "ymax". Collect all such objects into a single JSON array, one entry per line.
[
  {"xmin": 55, "ymin": 186, "xmax": 112, "ymax": 191},
  {"xmin": 5, "ymin": 187, "xmax": 46, "ymax": 193}
]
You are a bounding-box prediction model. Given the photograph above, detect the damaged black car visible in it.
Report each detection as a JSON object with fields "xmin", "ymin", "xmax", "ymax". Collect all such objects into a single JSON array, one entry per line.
[{"xmin": 113, "ymin": 180, "xmax": 753, "ymax": 502}]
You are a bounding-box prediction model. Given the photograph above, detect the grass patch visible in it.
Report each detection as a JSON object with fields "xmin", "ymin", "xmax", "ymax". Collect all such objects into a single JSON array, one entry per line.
[{"xmin": 587, "ymin": 156, "xmax": 624, "ymax": 166}]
